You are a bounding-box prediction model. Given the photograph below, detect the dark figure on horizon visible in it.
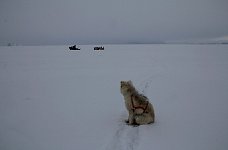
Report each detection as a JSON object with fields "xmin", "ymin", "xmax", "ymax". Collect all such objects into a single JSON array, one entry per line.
[{"xmin": 69, "ymin": 45, "xmax": 80, "ymax": 50}]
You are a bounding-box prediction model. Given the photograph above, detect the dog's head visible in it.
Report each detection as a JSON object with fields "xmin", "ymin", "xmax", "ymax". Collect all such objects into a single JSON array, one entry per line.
[{"xmin": 120, "ymin": 80, "xmax": 133, "ymax": 94}]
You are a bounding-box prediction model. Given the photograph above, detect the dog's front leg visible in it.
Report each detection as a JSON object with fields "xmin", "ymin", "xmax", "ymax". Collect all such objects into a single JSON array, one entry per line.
[{"xmin": 127, "ymin": 110, "xmax": 135, "ymax": 125}]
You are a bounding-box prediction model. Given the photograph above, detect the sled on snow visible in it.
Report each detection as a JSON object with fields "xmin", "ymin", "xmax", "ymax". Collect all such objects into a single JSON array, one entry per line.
[{"xmin": 94, "ymin": 46, "xmax": 104, "ymax": 50}]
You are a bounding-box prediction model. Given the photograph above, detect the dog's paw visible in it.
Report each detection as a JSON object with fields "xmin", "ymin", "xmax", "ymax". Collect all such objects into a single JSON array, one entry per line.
[
  {"xmin": 127, "ymin": 123, "xmax": 139, "ymax": 127},
  {"xmin": 131, "ymin": 122, "xmax": 140, "ymax": 127},
  {"xmin": 126, "ymin": 120, "xmax": 139, "ymax": 127}
]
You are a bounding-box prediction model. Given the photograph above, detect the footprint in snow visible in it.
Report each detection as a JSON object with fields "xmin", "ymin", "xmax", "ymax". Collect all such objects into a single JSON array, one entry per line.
[{"xmin": 104, "ymin": 121, "xmax": 140, "ymax": 150}]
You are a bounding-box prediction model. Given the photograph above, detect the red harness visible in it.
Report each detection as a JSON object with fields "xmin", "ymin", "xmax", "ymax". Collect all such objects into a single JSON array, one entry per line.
[{"xmin": 131, "ymin": 94, "xmax": 148, "ymax": 113}]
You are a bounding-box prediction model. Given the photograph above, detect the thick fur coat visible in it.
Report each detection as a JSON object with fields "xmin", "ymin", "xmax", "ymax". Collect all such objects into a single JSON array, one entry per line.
[{"xmin": 120, "ymin": 80, "xmax": 155, "ymax": 125}]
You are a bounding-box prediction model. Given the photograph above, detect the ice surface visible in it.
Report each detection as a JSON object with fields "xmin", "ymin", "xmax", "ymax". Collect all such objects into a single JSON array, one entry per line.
[{"xmin": 1, "ymin": 44, "xmax": 228, "ymax": 150}]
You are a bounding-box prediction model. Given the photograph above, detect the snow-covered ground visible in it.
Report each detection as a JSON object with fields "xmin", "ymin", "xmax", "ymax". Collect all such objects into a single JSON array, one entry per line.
[{"xmin": 1, "ymin": 44, "xmax": 228, "ymax": 150}]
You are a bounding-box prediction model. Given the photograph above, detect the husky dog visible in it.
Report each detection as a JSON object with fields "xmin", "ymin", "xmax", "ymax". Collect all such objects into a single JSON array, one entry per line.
[{"xmin": 120, "ymin": 80, "xmax": 155, "ymax": 125}]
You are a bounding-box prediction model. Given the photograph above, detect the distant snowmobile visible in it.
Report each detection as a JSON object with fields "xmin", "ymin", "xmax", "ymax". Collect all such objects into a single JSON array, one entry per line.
[
  {"xmin": 69, "ymin": 45, "xmax": 80, "ymax": 50},
  {"xmin": 94, "ymin": 46, "xmax": 104, "ymax": 50}
]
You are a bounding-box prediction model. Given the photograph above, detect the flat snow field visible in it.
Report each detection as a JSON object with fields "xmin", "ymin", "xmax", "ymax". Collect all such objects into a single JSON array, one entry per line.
[{"xmin": 1, "ymin": 44, "xmax": 228, "ymax": 150}]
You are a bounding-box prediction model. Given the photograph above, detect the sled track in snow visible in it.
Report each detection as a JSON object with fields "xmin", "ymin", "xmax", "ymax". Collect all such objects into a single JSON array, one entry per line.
[{"xmin": 105, "ymin": 122, "xmax": 140, "ymax": 150}]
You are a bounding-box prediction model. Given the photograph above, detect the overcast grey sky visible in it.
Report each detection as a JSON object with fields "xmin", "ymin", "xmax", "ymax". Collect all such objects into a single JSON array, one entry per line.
[{"xmin": 0, "ymin": 0, "xmax": 228, "ymax": 45}]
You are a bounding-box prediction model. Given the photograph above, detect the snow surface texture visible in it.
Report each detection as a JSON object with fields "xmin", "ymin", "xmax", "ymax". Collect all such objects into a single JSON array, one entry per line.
[{"xmin": 1, "ymin": 44, "xmax": 228, "ymax": 150}]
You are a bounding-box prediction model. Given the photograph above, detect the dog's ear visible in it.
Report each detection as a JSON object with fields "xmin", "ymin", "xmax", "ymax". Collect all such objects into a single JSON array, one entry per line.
[{"xmin": 127, "ymin": 80, "xmax": 133, "ymax": 85}]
